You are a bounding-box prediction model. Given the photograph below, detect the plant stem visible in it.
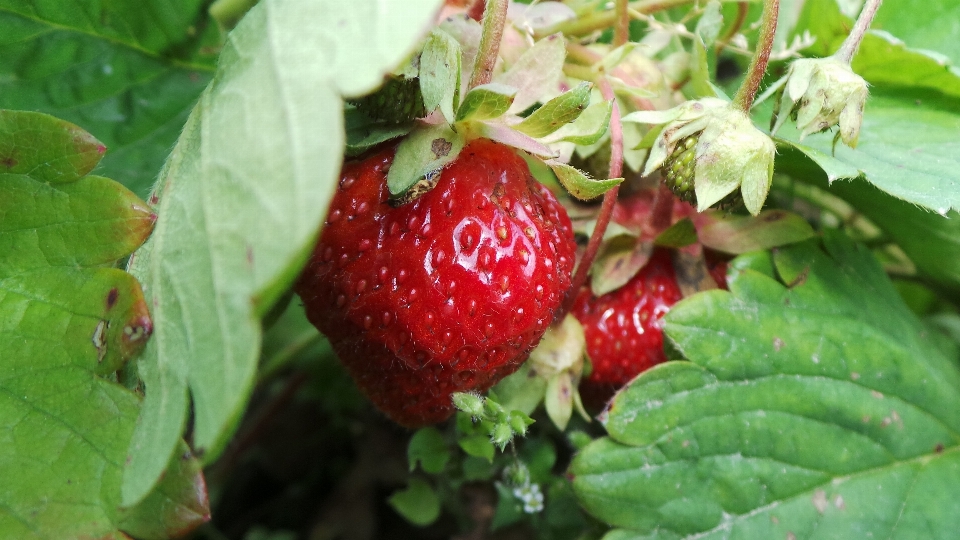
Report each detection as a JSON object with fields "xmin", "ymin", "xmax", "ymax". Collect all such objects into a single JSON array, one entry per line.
[
  {"xmin": 468, "ymin": 0, "xmax": 509, "ymax": 90},
  {"xmin": 560, "ymin": 78, "xmax": 623, "ymax": 315},
  {"xmin": 835, "ymin": 0, "xmax": 883, "ymax": 64},
  {"xmin": 732, "ymin": 0, "xmax": 779, "ymax": 112},
  {"xmin": 613, "ymin": 0, "xmax": 630, "ymax": 47},
  {"xmin": 650, "ymin": 182, "xmax": 675, "ymax": 232}
]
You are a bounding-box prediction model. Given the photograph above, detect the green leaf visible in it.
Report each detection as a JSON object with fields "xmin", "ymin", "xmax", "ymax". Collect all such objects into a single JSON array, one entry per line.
[
  {"xmin": 870, "ymin": 0, "xmax": 960, "ymax": 68},
  {"xmin": 0, "ymin": 110, "xmax": 106, "ymax": 182},
  {"xmin": 572, "ymin": 234, "xmax": 960, "ymax": 538},
  {"xmin": 689, "ymin": 34, "xmax": 717, "ymax": 99},
  {"xmin": 122, "ymin": 0, "xmax": 443, "ymax": 507},
  {"xmin": 0, "ymin": 2, "xmax": 216, "ymax": 196},
  {"xmin": 655, "ymin": 218, "xmax": 698, "ymax": 248},
  {"xmin": 0, "ymin": 112, "xmax": 206, "ymax": 538},
  {"xmin": 420, "ymin": 28, "xmax": 463, "ymax": 124},
  {"xmin": 456, "ymin": 82, "xmax": 517, "ymax": 122},
  {"xmin": 778, "ymin": 146, "xmax": 960, "ymax": 294},
  {"xmin": 459, "ymin": 434, "xmax": 496, "ymax": 462},
  {"xmin": 542, "ymin": 100, "xmax": 613, "ymax": 146},
  {"xmin": 492, "ymin": 361, "xmax": 548, "ymax": 417},
  {"xmin": 549, "ymin": 162, "xmax": 623, "ymax": 201},
  {"xmin": 388, "ymin": 479, "xmax": 441, "ymax": 527},
  {"xmin": 772, "ymin": 90, "xmax": 960, "ymax": 214},
  {"xmin": 386, "ymin": 123, "xmax": 466, "ymax": 196},
  {"xmin": 516, "ymin": 82, "xmax": 593, "ymax": 138},
  {"xmin": 697, "ymin": 210, "xmax": 816, "ymax": 254},
  {"xmin": 408, "ymin": 428, "xmax": 451, "ymax": 474},
  {"xmin": 853, "ymin": 31, "xmax": 960, "ymax": 100}
]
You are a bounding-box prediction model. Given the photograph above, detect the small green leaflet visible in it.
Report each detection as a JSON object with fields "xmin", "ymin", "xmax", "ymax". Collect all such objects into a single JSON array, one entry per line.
[
  {"xmin": 408, "ymin": 427, "xmax": 451, "ymax": 474},
  {"xmin": 654, "ymin": 218, "xmax": 698, "ymax": 248},
  {"xmin": 572, "ymin": 233, "xmax": 960, "ymax": 538},
  {"xmin": 389, "ymin": 479, "xmax": 441, "ymax": 526},
  {"xmin": 516, "ymin": 82, "xmax": 593, "ymax": 138}
]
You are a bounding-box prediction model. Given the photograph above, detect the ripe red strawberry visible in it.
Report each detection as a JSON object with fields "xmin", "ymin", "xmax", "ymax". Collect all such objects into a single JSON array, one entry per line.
[
  {"xmin": 296, "ymin": 139, "xmax": 576, "ymax": 427},
  {"xmin": 572, "ymin": 248, "xmax": 683, "ymax": 409}
]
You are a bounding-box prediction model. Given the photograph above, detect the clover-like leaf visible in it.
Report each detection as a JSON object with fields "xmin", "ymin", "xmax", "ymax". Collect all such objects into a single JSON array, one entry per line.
[
  {"xmin": 388, "ymin": 479, "xmax": 441, "ymax": 527},
  {"xmin": 122, "ymin": 0, "xmax": 443, "ymax": 507},
  {"xmin": 572, "ymin": 233, "xmax": 960, "ymax": 538}
]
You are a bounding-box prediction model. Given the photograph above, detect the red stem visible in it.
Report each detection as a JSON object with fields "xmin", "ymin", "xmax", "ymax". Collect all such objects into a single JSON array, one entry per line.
[
  {"xmin": 560, "ymin": 78, "xmax": 622, "ymax": 314},
  {"xmin": 732, "ymin": 0, "xmax": 779, "ymax": 112},
  {"xmin": 649, "ymin": 182, "xmax": 675, "ymax": 233},
  {"xmin": 468, "ymin": 0, "xmax": 509, "ymax": 90}
]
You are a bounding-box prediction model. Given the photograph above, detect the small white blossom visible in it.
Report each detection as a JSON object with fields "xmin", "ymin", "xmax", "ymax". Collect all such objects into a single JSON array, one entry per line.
[{"xmin": 513, "ymin": 483, "xmax": 544, "ymax": 513}]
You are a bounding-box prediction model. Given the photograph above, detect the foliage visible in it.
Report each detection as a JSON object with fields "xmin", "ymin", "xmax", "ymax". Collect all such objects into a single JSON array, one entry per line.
[{"xmin": 3, "ymin": 0, "xmax": 960, "ymax": 538}]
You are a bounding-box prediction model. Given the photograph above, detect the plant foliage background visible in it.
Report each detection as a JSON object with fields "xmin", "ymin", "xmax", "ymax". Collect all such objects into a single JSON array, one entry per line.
[{"xmin": 2, "ymin": 0, "xmax": 960, "ymax": 538}]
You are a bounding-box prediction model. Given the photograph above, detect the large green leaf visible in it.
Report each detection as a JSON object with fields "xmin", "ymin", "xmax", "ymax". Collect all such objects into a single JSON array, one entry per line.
[
  {"xmin": 0, "ymin": 110, "xmax": 207, "ymax": 538},
  {"xmin": 776, "ymin": 144, "xmax": 960, "ymax": 296},
  {"xmin": 571, "ymin": 233, "xmax": 960, "ymax": 538},
  {"xmin": 122, "ymin": 0, "xmax": 443, "ymax": 507},
  {"xmin": 871, "ymin": 0, "xmax": 960, "ymax": 67},
  {"xmin": 0, "ymin": 0, "xmax": 217, "ymax": 197},
  {"xmin": 773, "ymin": 89, "xmax": 960, "ymax": 214}
]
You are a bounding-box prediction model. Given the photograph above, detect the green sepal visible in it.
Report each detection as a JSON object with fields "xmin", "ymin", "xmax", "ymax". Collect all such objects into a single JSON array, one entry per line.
[
  {"xmin": 515, "ymin": 82, "xmax": 593, "ymax": 138},
  {"xmin": 386, "ymin": 124, "xmax": 465, "ymax": 198},
  {"xmin": 456, "ymin": 82, "xmax": 517, "ymax": 122},
  {"xmin": 542, "ymin": 100, "xmax": 613, "ymax": 146},
  {"xmin": 420, "ymin": 28, "xmax": 462, "ymax": 124},
  {"xmin": 549, "ymin": 162, "xmax": 623, "ymax": 201}
]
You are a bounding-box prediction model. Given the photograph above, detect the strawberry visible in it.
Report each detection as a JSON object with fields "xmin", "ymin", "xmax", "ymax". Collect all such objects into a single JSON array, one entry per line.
[
  {"xmin": 572, "ymin": 248, "xmax": 683, "ymax": 409},
  {"xmin": 296, "ymin": 139, "xmax": 576, "ymax": 427}
]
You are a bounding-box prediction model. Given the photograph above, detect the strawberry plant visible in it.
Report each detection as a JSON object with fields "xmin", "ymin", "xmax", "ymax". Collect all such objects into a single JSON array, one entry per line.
[{"xmin": 3, "ymin": 0, "xmax": 960, "ymax": 538}]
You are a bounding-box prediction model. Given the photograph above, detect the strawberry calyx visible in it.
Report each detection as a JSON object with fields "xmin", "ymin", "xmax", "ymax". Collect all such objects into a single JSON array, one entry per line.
[{"xmin": 351, "ymin": 18, "xmax": 623, "ymax": 206}]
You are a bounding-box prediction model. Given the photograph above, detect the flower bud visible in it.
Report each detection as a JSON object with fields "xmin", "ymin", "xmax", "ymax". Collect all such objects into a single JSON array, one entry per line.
[{"xmin": 771, "ymin": 57, "xmax": 868, "ymax": 148}]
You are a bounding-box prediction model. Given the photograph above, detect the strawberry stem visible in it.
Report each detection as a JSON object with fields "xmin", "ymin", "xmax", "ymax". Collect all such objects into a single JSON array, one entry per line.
[
  {"xmin": 541, "ymin": 0, "xmax": 693, "ymax": 37},
  {"xmin": 650, "ymin": 182, "xmax": 675, "ymax": 233},
  {"xmin": 613, "ymin": 0, "xmax": 630, "ymax": 47},
  {"xmin": 468, "ymin": 0, "xmax": 509, "ymax": 90},
  {"xmin": 732, "ymin": 0, "xmax": 779, "ymax": 113},
  {"xmin": 560, "ymin": 78, "xmax": 623, "ymax": 315},
  {"xmin": 835, "ymin": 0, "xmax": 883, "ymax": 64}
]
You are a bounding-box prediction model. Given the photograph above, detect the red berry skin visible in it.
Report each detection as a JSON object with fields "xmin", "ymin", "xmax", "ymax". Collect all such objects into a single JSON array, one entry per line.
[
  {"xmin": 572, "ymin": 248, "xmax": 684, "ymax": 410},
  {"xmin": 296, "ymin": 139, "xmax": 576, "ymax": 427}
]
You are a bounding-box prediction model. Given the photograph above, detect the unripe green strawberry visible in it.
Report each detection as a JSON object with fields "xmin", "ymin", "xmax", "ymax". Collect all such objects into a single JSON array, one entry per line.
[
  {"xmin": 350, "ymin": 76, "xmax": 427, "ymax": 124},
  {"xmin": 661, "ymin": 133, "xmax": 742, "ymax": 210}
]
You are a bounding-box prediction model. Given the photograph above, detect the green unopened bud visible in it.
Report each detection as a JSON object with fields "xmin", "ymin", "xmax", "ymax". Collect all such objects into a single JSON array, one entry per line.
[
  {"xmin": 508, "ymin": 411, "xmax": 535, "ymax": 437},
  {"xmin": 452, "ymin": 392, "xmax": 485, "ymax": 418},
  {"xmin": 771, "ymin": 57, "xmax": 868, "ymax": 148},
  {"xmin": 491, "ymin": 423, "xmax": 514, "ymax": 450},
  {"xmin": 624, "ymin": 98, "xmax": 775, "ymax": 216}
]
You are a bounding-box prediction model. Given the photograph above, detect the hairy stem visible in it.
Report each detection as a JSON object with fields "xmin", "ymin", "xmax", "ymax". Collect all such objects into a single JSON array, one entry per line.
[
  {"xmin": 732, "ymin": 0, "xmax": 779, "ymax": 112},
  {"xmin": 613, "ymin": 0, "xmax": 631, "ymax": 47},
  {"xmin": 560, "ymin": 78, "xmax": 623, "ymax": 315},
  {"xmin": 835, "ymin": 0, "xmax": 883, "ymax": 64},
  {"xmin": 468, "ymin": 0, "xmax": 509, "ymax": 89}
]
